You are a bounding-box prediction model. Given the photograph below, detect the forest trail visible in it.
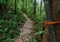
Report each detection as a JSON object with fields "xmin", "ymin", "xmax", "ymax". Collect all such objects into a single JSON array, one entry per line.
[{"xmin": 14, "ymin": 13, "xmax": 34, "ymax": 42}]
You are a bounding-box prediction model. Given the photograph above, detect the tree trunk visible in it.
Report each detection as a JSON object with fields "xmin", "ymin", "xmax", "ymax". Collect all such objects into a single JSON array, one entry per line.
[
  {"xmin": 34, "ymin": 0, "xmax": 36, "ymax": 14},
  {"xmin": 43, "ymin": 0, "xmax": 60, "ymax": 42}
]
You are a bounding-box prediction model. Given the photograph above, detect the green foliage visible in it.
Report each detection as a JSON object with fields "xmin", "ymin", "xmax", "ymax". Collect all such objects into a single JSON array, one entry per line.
[
  {"xmin": 35, "ymin": 29, "xmax": 44, "ymax": 36},
  {"xmin": 26, "ymin": 0, "xmax": 46, "ymax": 42},
  {"xmin": 28, "ymin": 39, "xmax": 37, "ymax": 42},
  {"xmin": 0, "ymin": 0, "xmax": 25, "ymax": 42},
  {"xmin": 0, "ymin": 0, "xmax": 4, "ymax": 4},
  {"xmin": 0, "ymin": 0, "xmax": 46, "ymax": 42},
  {"xmin": 25, "ymin": 0, "xmax": 46, "ymax": 29},
  {"xmin": 20, "ymin": 0, "xmax": 46, "ymax": 41}
]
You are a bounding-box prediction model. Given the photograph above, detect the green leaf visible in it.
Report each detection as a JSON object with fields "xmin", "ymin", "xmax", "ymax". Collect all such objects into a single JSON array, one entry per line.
[{"xmin": 35, "ymin": 29, "xmax": 44, "ymax": 35}]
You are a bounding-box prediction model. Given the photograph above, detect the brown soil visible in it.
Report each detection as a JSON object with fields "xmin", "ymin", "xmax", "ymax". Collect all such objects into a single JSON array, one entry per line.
[{"xmin": 14, "ymin": 14, "xmax": 34, "ymax": 42}]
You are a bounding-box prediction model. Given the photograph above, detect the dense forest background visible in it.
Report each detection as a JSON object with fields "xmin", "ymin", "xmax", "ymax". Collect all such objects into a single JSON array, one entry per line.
[{"xmin": 0, "ymin": 0, "xmax": 46, "ymax": 42}]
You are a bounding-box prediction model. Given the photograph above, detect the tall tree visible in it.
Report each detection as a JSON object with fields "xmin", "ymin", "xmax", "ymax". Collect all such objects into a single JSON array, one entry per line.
[{"xmin": 34, "ymin": 0, "xmax": 36, "ymax": 14}]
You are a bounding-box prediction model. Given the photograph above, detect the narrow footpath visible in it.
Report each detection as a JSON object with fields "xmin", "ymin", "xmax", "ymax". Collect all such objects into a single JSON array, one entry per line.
[{"xmin": 14, "ymin": 14, "xmax": 34, "ymax": 42}]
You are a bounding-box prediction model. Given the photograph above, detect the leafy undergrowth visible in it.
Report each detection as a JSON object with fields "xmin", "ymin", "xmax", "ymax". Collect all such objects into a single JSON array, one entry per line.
[
  {"xmin": 28, "ymin": 39, "xmax": 37, "ymax": 42},
  {"xmin": 0, "ymin": 1, "xmax": 26, "ymax": 42},
  {"xmin": 26, "ymin": 0, "xmax": 46, "ymax": 42},
  {"xmin": 0, "ymin": 10, "xmax": 26, "ymax": 42},
  {"xmin": 0, "ymin": 0, "xmax": 46, "ymax": 42},
  {"xmin": 0, "ymin": 0, "xmax": 25, "ymax": 42}
]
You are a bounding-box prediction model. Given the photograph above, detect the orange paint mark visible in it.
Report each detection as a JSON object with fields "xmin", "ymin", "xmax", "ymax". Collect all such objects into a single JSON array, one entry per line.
[{"xmin": 44, "ymin": 21, "xmax": 60, "ymax": 27}]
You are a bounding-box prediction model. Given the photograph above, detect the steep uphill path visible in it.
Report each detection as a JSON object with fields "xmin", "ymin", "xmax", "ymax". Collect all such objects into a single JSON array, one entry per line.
[{"xmin": 14, "ymin": 13, "xmax": 34, "ymax": 42}]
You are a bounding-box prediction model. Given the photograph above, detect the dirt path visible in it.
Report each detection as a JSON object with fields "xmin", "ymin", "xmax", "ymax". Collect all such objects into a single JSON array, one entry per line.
[{"xmin": 14, "ymin": 14, "xmax": 34, "ymax": 42}]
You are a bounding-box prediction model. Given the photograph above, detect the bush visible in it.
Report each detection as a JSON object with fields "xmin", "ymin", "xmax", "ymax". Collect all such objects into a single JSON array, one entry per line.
[{"xmin": 0, "ymin": 0, "xmax": 26, "ymax": 42}]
